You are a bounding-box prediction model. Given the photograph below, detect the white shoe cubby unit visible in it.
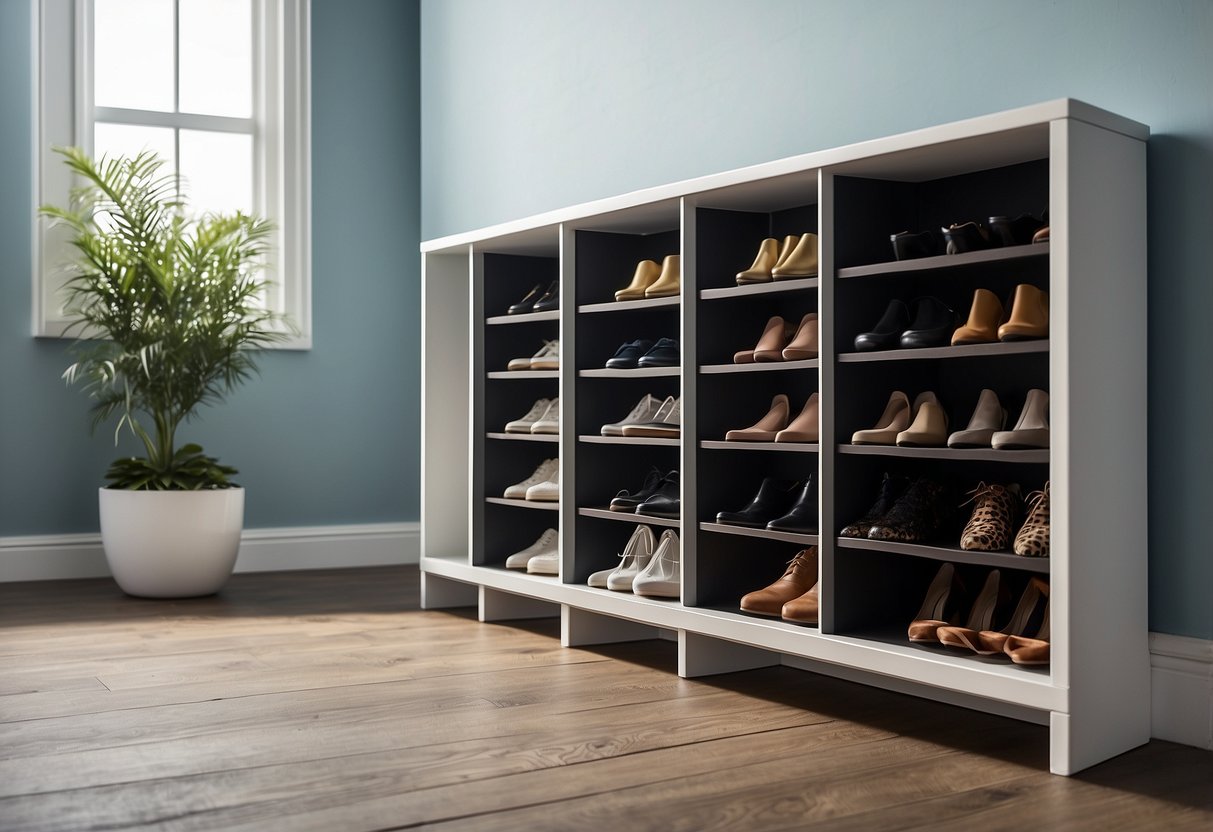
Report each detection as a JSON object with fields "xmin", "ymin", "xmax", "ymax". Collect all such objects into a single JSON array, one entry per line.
[{"xmin": 419, "ymin": 99, "xmax": 1148, "ymax": 775}]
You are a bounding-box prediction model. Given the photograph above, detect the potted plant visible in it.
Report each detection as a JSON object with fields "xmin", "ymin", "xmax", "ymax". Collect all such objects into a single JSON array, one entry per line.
[{"xmin": 41, "ymin": 148, "xmax": 288, "ymax": 597}]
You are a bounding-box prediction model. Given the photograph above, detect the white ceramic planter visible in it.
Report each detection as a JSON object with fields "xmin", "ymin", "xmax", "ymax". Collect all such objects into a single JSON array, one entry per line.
[{"xmin": 99, "ymin": 487, "xmax": 245, "ymax": 598}]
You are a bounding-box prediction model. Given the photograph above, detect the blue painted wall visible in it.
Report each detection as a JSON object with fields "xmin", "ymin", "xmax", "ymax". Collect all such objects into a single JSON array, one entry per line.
[
  {"xmin": 420, "ymin": 0, "xmax": 1213, "ymax": 639},
  {"xmin": 0, "ymin": 0, "xmax": 421, "ymax": 533}
]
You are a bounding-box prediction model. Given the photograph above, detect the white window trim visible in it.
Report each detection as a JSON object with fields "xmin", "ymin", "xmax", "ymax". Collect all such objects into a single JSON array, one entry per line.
[{"xmin": 31, "ymin": 0, "xmax": 312, "ymax": 349}]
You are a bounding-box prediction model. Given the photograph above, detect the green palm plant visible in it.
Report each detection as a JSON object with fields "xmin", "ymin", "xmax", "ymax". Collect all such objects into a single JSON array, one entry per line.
[{"xmin": 41, "ymin": 147, "xmax": 288, "ymax": 490}]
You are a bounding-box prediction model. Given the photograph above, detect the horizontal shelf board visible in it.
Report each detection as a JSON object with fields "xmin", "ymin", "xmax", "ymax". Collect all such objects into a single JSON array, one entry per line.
[
  {"xmin": 579, "ymin": 367, "xmax": 680, "ymax": 378},
  {"xmin": 578, "ymin": 296, "xmax": 680, "ymax": 314},
  {"xmin": 834, "ymin": 628, "xmax": 1051, "ymax": 680},
  {"xmin": 485, "ymin": 497, "xmax": 560, "ymax": 511},
  {"xmin": 700, "ymin": 358, "xmax": 819, "ymax": 374},
  {"xmin": 700, "ymin": 276, "xmax": 819, "ymax": 300},
  {"xmin": 837, "ymin": 242, "xmax": 1049, "ymax": 279},
  {"xmin": 700, "ymin": 522, "xmax": 819, "ymax": 546},
  {"xmin": 837, "ymin": 340, "xmax": 1048, "ymax": 364},
  {"xmin": 700, "ymin": 440, "xmax": 819, "ymax": 453},
  {"xmin": 835, "ymin": 537, "xmax": 1051, "ymax": 573},
  {"xmin": 418, "ymin": 557, "xmax": 1063, "ymax": 710},
  {"xmin": 485, "ymin": 310, "xmax": 560, "ymax": 325},
  {"xmin": 578, "ymin": 507, "xmax": 681, "ymax": 528},
  {"xmin": 487, "ymin": 432, "xmax": 559, "ymax": 443},
  {"xmin": 579, "ymin": 434, "xmax": 680, "ymax": 447},
  {"xmin": 837, "ymin": 445, "xmax": 1049, "ymax": 463},
  {"xmin": 487, "ymin": 370, "xmax": 560, "ymax": 379}
]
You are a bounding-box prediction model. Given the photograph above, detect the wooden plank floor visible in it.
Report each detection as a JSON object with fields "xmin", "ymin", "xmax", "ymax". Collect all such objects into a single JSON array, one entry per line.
[{"xmin": 0, "ymin": 567, "xmax": 1209, "ymax": 831}]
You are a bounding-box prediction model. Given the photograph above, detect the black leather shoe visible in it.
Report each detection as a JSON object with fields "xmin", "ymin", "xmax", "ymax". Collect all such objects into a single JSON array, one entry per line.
[
  {"xmin": 605, "ymin": 339, "xmax": 655, "ymax": 369},
  {"xmin": 609, "ymin": 467, "xmax": 664, "ymax": 512},
  {"xmin": 855, "ymin": 299, "xmax": 911, "ymax": 352},
  {"xmin": 716, "ymin": 478, "xmax": 801, "ymax": 528},
  {"xmin": 766, "ymin": 476, "xmax": 818, "ymax": 533},
  {"xmin": 531, "ymin": 280, "xmax": 559, "ymax": 312},
  {"xmin": 941, "ymin": 222, "xmax": 992, "ymax": 255},
  {"xmin": 890, "ymin": 230, "xmax": 939, "ymax": 260},
  {"xmin": 899, "ymin": 297, "xmax": 956, "ymax": 349},
  {"xmin": 508, "ymin": 284, "xmax": 543, "ymax": 315},
  {"xmin": 636, "ymin": 471, "xmax": 680, "ymax": 518},
  {"xmin": 637, "ymin": 337, "xmax": 680, "ymax": 368},
  {"xmin": 987, "ymin": 214, "xmax": 1047, "ymax": 247}
]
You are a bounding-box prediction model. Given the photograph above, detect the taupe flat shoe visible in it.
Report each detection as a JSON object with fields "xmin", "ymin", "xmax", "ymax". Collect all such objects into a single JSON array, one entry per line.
[
  {"xmin": 992, "ymin": 389, "xmax": 1049, "ymax": 449},
  {"xmin": 948, "ymin": 388, "xmax": 1006, "ymax": 448}
]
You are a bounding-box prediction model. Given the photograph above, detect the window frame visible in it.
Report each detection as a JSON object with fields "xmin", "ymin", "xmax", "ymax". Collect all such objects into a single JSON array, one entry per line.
[{"xmin": 32, "ymin": 0, "xmax": 312, "ymax": 348}]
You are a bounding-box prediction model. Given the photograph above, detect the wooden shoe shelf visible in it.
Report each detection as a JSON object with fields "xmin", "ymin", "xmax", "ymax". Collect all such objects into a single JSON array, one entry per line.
[{"xmin": 420, "ymin": 99, "xmax": 1148, "ymax": 775}]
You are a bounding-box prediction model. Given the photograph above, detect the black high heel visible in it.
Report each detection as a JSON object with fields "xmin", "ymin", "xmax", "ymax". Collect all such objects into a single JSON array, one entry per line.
[
  {"xmin": 508, "ymin": 284, "xmax": 543, "ymax": 315},
  {"xmin": 531, "ymin": 280, "xmax": 559, "ymax": 312}
]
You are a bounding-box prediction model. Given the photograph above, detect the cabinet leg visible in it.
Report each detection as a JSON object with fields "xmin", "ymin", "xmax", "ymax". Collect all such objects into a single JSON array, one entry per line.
[
  {"xmin": 1049, "ymin": 709, "xmax": 1150, "ymax": 776},
  {"xmin": 678, "ymin": 631, "xmax": 779, "ymax": 678},
  {"xmin": 420, "ymin": 572, "xmax": 477, "ymax": 610},
  {"xmin": 479, "ymin": 586, "xmax": 559, "ymax": 622},
  {"xmin": 561, "ymin": 605, "xmax": 659, "ymax": 647}
]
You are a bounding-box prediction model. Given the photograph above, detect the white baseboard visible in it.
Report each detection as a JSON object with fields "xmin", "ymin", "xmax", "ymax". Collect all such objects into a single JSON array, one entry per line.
[
  {"xmin": 0, "ymin": 522, "xmax": 419, "ymax": 583},
  {"xmin": 1150, "ymin": 632, "xmax": 1213, "ymax": 750}
]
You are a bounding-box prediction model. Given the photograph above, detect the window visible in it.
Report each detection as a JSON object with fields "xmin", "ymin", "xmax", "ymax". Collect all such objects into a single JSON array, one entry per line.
[{"xmin": 33, "ymin": 0, "xmax": 312, "ymax": 347}]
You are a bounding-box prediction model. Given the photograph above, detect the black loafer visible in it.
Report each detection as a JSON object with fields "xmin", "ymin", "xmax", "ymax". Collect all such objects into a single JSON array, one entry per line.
[
  {"xmin": 508, "ymin": 284, "xmax": 543, "ymax": 315},
  {"xmin": 855, "ymin": 299, "xmax": 911, "ymax": 352},
  {"xmin": 941, "ymin": 222, "xmax": 992, "ymax": 255},
  {"xmin": 766, "ymin": 476, "xmax": 819, "ymax": 533},
  {"xmin": 716, "ymin": 477, "xmax": 801, "ymax": 527},
  {"xmin": 609, "ymin": 467, "xmax": 664, "ymax": 512},
  {"xmin": 531, "ymin": 280, "xmax": 559, "ymax": 312},
  {"xmin": 987, "ymin": 214, "xmax": 1047, "ymax": 247},
  {"xmin": 890, "ymin": 230, "xmax": 939, "ymax": 260},
  {"xmin": 637, "ymin": 337, "xmax": 680, "ymax": 368},
  {"xmin": 636, "ymin": 471, "xmax": 680, "ymax": 518},
  {"xmin": 899, "ymin": 297, "xmax": 956, "ymax": 349},
  {"xmin": 605, "ymin": 339, "xmax": 655, "ymax": 369}
]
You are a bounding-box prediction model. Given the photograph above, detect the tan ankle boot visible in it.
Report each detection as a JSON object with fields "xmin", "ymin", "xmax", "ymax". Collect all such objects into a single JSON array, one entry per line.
[
  {"xmin": 772, "ymin": 232, "xmax": 818, "ymax": 279},
  {"xmin": 736, "ymin": 238, "xmax": 779, "ymax": 285},
  {"xmin": 998, "ymin": 284, "xmax": 1049, "ymax": 340},
  {"xmin": 615, "ymin": 260, "xmax": 661, "ymax": 301},
  {"xmin": 952, "ymin": 288, "xmax": 1004, "ymax": 345},
  {"xmin": 644, "ymin": 254, "xmax": 681, "ymax": 298}
]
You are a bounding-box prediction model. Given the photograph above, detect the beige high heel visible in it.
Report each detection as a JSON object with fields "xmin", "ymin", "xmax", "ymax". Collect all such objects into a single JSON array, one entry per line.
[
  {"xmin": 851, "ymin": 391, "xmax": 910, "ymax": 445},
  {"xmin": 734, "ymin": 316, "xmax": 793, "ymax": 364},
  {"xmin": 736, "ymin": 238, "xmax": 779, "ymax": 284},
  {"xmin": 775, "ymin": 392, "xmax": 819, "ymax": 443},
  {"xmin": 992, "ymin": 389, "xmax": 1049, "ymax": 449},
  {"xmin": 725, "ymin": 394, "xmax": 789, "ymax": 442},
  {"xmin": 934, "ymin": 569, "xmax": 1008, "ymax": 648},
  {"xmin": 895, "ymin": 392, "xmax": 948, "ymax": 447},
  {"xmin": 615, "ymin": 260, "xmax": 661, "ymax": 301},
  {"xmin": 938, "ymin": 576, "xmax": 1049, "ymax": 657},
  {"xmin": 781, "ymin": 313, "xmax": 819, "ymax": 360},
  {"xmin": 772, "ymin": 232, "xmax": 818, "ymax": 279}
]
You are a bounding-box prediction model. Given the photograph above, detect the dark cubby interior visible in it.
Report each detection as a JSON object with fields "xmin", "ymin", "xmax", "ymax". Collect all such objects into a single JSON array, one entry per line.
[
  {"xmin": 833, "ymin": 160, "xmax": 1048, "ymax": 270},
  {"xmin": 575, "ymin": 229, "xmax": 680, "ymax": 306},
  {"xmin": 833, "ymin": 352, "xmax": 1049, "ymax": 445},
  {"xmin": 692, "ymin": 531, "xmax": 815, "ymax": 614},
  {"xmin": 482, "ymin": 253, "xmax": 559, "ymax": 318},
  {"xmin": 696, "ymin": 205, "xmax": 818, "ymax": 291}
]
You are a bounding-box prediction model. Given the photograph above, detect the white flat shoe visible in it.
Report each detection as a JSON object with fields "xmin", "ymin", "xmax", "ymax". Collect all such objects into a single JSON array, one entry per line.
[
  {"xmin": 530, "ymin": 398, "xmax": 560, "ymax": 434},
  {"xmin": 505, "ymin": 528, "xmax": 558, "ymax": 570},
  {"xmin": 601, "ymin": 393, "xmax": 662, "ymax": 436},
  {"xmin": 505, "ymin": 398, "xmax": 551, "ymax": 433},
  {"xmin": 503, "ymin": 458, "xmax": 557, "ymax": 499}
]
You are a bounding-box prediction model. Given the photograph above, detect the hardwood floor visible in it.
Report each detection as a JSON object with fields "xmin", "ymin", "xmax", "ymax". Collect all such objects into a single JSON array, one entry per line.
[{"xmin": 0, "ymin": 567, "xmax": 1209, "ymax": 831}]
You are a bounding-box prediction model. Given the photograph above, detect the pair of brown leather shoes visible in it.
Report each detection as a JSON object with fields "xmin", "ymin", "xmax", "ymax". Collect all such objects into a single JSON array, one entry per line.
[
  {"xmin": 951, "ymin": 284, "xmax": 1049, "ymax": 345},
  {"xmin": 615, "ymin": 255, "xmax": 681, "ymax": 301},
  {"xmin": 734, "ymin": 313, "xmax": 818, "ymax": 364},
  {"xmin": 736, "ymin": 233, "xmax": 818, "ymax": 284},
  {"xmin": 739, "ymin": 548, "xmax": 818, "ymax": 624}
]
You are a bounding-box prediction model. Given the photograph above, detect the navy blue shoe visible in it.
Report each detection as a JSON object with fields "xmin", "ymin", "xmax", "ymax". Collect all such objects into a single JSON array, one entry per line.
[
  {"xmin": 605, "ymin": 339, "xmax": 655, "ymax": 369},
  {"xmin": 637, "ymin": 337, "xmax": 680, "ymax": 368}
]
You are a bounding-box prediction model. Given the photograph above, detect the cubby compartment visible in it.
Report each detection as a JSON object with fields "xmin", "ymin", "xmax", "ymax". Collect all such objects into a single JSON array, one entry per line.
[
  {"xmin": 574, "ymin": 441, "xmax": 679, "ymax": 511},
  {"xmin": 697, "ymin": 371, "xmax": 817, "ymax": 445},
  {"xmin": 692, "ymin": 530, "xmax": 817, "ymax": 621},
  {"xmin": 569, "ymin": 515, "xmax": 669, "ymax": 586},
  {"xmin": 697, "ymin": 450, "xmax": 816, "ymax": 526},
  {"xmin": 696, "ymin": 292, "xmax": 819, "ymax": 370},
  {"xmin": 575, "ymin": 229, "xmax": 680, "ymax": 309},
  {"xmin": 694, "ymin": 205, "xmax": 818, "ymax": 292},
  {"xmin": 832, "ymin": 160, "xmax": 1049, "ymax": 271},
  {"xmin": 576, "ymin": 305, "xmax": 681, "ymax": 371},
  {"xmin": 482, "ymin": 253, "xmax": 560, "ymax": 320}
]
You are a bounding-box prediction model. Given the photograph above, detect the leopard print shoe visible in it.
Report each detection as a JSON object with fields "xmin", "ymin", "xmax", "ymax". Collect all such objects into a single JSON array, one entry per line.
[
  {"xmin": 1014, "ymin": 481, "xmax": 1051, "ymax": 557},
  {"xmin": 959, "ymin": 482, "xmax": 1022, "ymax": 551},
  {"xmin": 868, "ymin": 477, "xmax": 955, "ymax": 543},
  {"xmin": 840, "ymin": 473, "xmax": 910, "ymax": 538}
]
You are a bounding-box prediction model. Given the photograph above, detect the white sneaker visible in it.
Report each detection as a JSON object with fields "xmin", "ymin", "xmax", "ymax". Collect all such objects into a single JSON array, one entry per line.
[
  {"xmin": 507, "ymin": 340, "xmax": 559, "ymax": 371},
  {"xmin": 503, "ymin": 458, "xmax": 558, "ymax": 499},
  {"xmin": 530, "ymin": 398, "xmax": 560, "ymax": 434},
  {"xmin": 632, "ymin": 529, "xmax": 680, "ymax": 598},
  {"xmin": 526, "ymin": 551, "xmax": 559, "ymax": 575},
  {"xmin": 600, "ymin": 393, "xmax": 662, "ymax": 436},
  {"xmin": 505, "ymin": 528, "xmax": 559, "ymax": 570},
  {"xmin": 600, "ymin": 525, "xmax": 657, "ymax": 590},
  {"xmin": 620, "ymin": 396, "xmax": 681, "ymax": 438},
  {"xmin": 525, "ymin": 468, "xmax": 560, "ymax": 502},
  {"xmin": 505, "ymin": 398, "xmax": 551, "ymax": 433}
]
